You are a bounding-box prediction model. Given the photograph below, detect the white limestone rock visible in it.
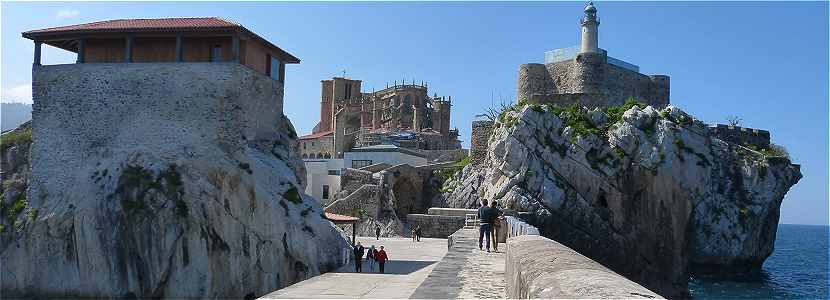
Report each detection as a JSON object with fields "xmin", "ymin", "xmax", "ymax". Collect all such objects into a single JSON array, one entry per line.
[
  {"xmin": 0, "ymin": 116, "xmax": 349, "ymax": 299},
  {"xmin": 443, "ymin": 104, "xmax": 801, "ymax": 297}
]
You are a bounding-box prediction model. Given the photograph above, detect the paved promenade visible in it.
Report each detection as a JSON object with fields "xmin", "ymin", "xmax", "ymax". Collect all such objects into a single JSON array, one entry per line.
[
  {"xmin": 260, "ymin": 236, "xmax": 448, "ymax": 299},
  {"xmin": 410, "ymin": 228, "xmax": 506, "ymax": 299}
]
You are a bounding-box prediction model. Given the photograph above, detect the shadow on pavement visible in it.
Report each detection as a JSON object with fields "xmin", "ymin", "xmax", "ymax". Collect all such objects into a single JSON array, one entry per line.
[{"xmin": 333, "ymin": 260, "xmax": 437, "ymax": 275}]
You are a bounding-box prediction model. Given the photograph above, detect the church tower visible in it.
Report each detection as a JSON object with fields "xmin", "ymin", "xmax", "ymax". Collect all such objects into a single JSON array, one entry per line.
[{"xmin": 580, "ymin": 1, "xmax": 600, "ymax": 53}]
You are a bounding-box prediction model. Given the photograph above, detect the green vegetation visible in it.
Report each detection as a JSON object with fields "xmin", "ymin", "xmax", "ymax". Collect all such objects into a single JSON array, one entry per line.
[
  {"xmin": 26, "ymin": 208, "xmax": 38, "ymax": 221},
  {"xmin": 283, "ymin": 186, "xmax": 302, "ymax": 204},
  {"xmin": 605, "ymin": 98, "xmax": 646, "ymax": 127},
  {"xmin": 300, "ymin": 207, "xmax": 313, "ymax": 217},
  {"xmin": 674, "ymin": 138, "xmax": 710, "ymax": 167},
  {"xmin": 349, "ymin": 208, "xmax": 367, "ymax": 219},
  {"xmin": 6, "ymin": 192, "xmax": 28, "ymax": 221},
  {"xmin": 585, "ymin": 148, "xmax": 617, "ymax": 174},
  {"xmin": 746, "ymin": 144, "xmax": 790, "ymax": 159},
  {"xmin": 112, "ymin": 164, "xmax": 187, "ymax": 218},
  {"xmin": 175, "ymin": 200, "xmax": 189, "ymax": 218},
  {"xmin": 0, "ymin": 126, "xmax": 32, "ymax": 154},
  {"xmin": 454, "ymin": 156, "xmax": 471, "ymax": 168},
  {"xmin": 238, "ymin": 162, "xmax": 253, "ymax": 174}
]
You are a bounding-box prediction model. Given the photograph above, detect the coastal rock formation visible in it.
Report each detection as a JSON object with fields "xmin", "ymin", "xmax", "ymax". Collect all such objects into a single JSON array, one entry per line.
[
  {"xmin": 439, "ymin": 102, "xmax": 801, "ymax": 297},
  {"xmin": 0, "ymin": 63, "xmax": 350, "ymax": 299}
]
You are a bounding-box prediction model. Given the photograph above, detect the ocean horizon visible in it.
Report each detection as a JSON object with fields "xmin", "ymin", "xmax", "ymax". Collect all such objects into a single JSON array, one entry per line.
[{"xmin": 689, "ymin": 224, "xmax": 829, "ymax": 299}]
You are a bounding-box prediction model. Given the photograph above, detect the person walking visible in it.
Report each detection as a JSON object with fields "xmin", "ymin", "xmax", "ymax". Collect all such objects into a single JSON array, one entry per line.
[
  {"xmin": 376, "ymin": 245, "xmax": 389, "ymax": 274},
  {"xmin": 490, "ymin": 200, "xmax": 504, "ymax": 252},
  {"xmin": 477, "ymin": 199, "xmax": 496, "ymax": 252},
  {"xmin": 415, "ymin": 225, "xmax": 422, "ymax": 242},
  {"xmin": 352, "ymin": 242, "xmax": 365, "ymax": 272},
  {"xmin": 366, "ymin": 245, "xmax": 376, "ymax": 272},
  {"xmin": 375, "ymin": 225, "xmax": 381, "ymax": 240}
]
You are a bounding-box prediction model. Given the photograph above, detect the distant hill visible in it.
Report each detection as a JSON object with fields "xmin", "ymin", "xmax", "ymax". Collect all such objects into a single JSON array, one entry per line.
[{"xmin": 1, "ymin": 103, "xmax": 32, "ymax": 132}]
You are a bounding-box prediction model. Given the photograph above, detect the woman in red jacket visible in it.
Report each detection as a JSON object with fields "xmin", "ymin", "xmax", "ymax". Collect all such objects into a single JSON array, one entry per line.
[{"xmin": 375, "ymin": 246, "xmax": 389, "ymax": 273}]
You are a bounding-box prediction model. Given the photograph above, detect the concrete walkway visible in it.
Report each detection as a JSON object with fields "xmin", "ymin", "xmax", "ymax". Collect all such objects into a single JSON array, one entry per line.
[
  {"xmin": 410, "ymin": 228, "xmax": 506, "ymax": 299},
  {"xmin": 260, "ymin": 236, "xmax": 448, "ymax": 299}
]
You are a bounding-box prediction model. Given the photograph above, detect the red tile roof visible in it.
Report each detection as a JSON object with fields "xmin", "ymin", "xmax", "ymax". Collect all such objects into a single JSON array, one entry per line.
[
  {"xmin": 24, "ymin": 17, "xmax": 241, "ymax": 35},
  {"xmin": 22, "ymin": 17, "xmax": 299, "ymax": 63},
  {"xmin": 325, "ymin": 212, "xmax": 360, "ymax": 223},
  {"xmin": 299, "ymin": 130, "xmax": 334, "ymax": 140}
]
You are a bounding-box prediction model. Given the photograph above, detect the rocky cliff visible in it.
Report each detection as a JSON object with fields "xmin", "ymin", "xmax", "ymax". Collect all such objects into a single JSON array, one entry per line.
[
  {"xmin": 0, "ymin": 63, "xmax": 350, "ymax": 299},
  {"xmin": 439, "ymin": 102, "xmax": 801, "ymax": 297}
]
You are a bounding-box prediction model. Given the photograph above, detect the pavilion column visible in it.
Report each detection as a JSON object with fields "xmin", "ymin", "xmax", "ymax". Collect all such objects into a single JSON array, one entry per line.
[
  {"xmin": 175, "ymin": 34, "xmax": 183, "ymax": 62},
  {"xmin": 231, "ymin": 32, "xmax": 240, "ymax": 63},
  {"xmin": 33, "ymin": 41, "xmax": 42, "ymax": 66},
  {"xmin": 76, "ymin": 38, "xmax": 86, "ymax": 63},
  {"xmin": 125, "ymin": 35, "xmax": 134, "ymax": 63}
]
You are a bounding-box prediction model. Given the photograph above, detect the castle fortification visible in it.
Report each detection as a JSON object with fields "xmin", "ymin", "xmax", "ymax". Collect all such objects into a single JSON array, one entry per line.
[{"xmin": 517, "ymin": 2, "xmax": 670, "ymax": 108}]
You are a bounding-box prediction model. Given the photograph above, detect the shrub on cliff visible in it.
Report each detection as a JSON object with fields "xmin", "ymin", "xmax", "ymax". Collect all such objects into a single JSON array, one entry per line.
[{"xmin": 0, "ymin": 125, "xmax": 32, "ymax": 154}]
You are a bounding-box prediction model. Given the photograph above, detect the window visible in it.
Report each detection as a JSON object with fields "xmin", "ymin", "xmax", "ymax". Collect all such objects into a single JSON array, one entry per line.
[
  {"xmin": 322, "ymin": 185, "xmax": 330, "ymax": 200},
  {"xmin": 210, "ymin": 45, "xmax": 222, "ymax": 62},
  {"xmin": 351, "ymin": 160, "xmax": 372, "ymax": 169},
  {"xmin": 269, "ymin": 56, "xmax": 281, "ymax": 81},
  {"xmin": 303, "ymin": 142, "xmax": 307, "ymax": 150},
  {"xmin": 345, "ymin": 82, "xmax": 352, "ymax": 99},
  {"xmin": 327, "ymin": 169, "xmax": 340, "ymax": 176}
]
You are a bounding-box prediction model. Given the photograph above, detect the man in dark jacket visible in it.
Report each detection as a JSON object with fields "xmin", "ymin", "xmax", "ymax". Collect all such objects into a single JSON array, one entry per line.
[
  {"xmin": 353, "ymin": 242, "xmax": 365, "ymax": 272},
  {"xmin": 477, "ymin": 199, "xmax": 496, "ymax": 252}
]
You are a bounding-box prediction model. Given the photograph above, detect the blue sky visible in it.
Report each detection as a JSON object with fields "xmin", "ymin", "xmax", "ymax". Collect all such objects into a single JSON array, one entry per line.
[{"xmin": 1, "ymin": 1, "xmax": 827, "ymax": 225}]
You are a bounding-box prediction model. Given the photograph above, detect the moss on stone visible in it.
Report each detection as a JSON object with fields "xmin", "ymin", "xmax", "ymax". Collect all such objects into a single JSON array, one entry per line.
[
  {"xmin": 113, "ymin": 164, "xmax": 187, "ymax": 217},
  {"xmin": 284, "ymin": 186, "xmax": 302, "ymax": 204},
  {"xmin": 7, "ymin": 192, "xmax": 28, "ymax": 221},
  {"xmin": 238, "ymin": 162, "xmax": 253, "ymax": 174},
  {"xmin": 0, "ymin": 126, "xmax": 32, "ymax": 154},
  {"xmin": 26, "ymin": 208, "xmax": 38, "ymax": 221}
]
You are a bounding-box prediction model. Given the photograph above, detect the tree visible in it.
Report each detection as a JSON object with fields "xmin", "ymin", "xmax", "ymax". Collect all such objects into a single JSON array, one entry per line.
[
  {"xmin": 481, "ymin": 100, "xmax": 512, "ymax": 122},
  {"xmin": 726, "ymin": 115, "xmax": 743, "ymax": 127}
]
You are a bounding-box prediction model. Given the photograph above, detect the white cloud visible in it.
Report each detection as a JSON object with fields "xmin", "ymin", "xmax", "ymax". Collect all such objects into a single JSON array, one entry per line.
[
  {"xmin": 2, "ymin": 84, "xmax": 33, "ymax": 104},
  {"xmin": 56, "ymin": 9, "xmax": 80, "ymax": 19}
]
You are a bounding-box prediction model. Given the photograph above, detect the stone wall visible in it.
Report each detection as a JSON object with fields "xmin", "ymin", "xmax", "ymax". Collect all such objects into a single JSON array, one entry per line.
[
  {"xmin": 505, "ymin": 235, "xmax": 663, "ymax": 299},
  {"xmin": 709, "ymin": 124, "xmax": 771, "ymax": 149},
  {"xmin": 29, "ymin": 62, "xmax": 286, "ymax": 207},
  {"xmin": 405, "ymin": 214, "xmax": 466, "ymax": 238},
  {"xmin": 418, "ymin": 149, "xmax": 469, "ymax": 163},
  {"xmin": 7, "ymin": 62, "xmax": 350, "ymax": 298},
  {"xmin": 470, "ymin": 120, "xmax": 494, "ymax": 167},
  {"xmin": 518, "ymin": 52, "xmax": 670, "ymax": 108},
  {"xmin": 338, "ymin": 168, "xmax": 375, "ymax": 195},
  {"xmin": 427, "ymin": 207, "xmax": 477, "ymax": 218}
]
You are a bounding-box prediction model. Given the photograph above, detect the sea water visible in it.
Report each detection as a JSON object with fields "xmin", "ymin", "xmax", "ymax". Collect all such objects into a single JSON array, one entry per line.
[{"xmin": 689, "ymin": 224, "xmax": 829, "ymax": 299}]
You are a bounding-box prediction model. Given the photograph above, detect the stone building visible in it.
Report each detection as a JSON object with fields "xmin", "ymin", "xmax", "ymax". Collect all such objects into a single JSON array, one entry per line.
[
  {"xmin": 709, "ymin": 124, "xmax": 772, "ymax": 150},
  {"xmin": 299, "ymin": 77, "xmax": 460, "ymax": 159},
  {"xmin": 517, "ymin": 2, "xmax": 670, "ymax": 108},
  {"xmin": 24, "ymin": 17, "xmax": 298, "ymax": 80},
  {"xmin": 11, "ymin": 18, "xmax": 356, "ymax": 298}
]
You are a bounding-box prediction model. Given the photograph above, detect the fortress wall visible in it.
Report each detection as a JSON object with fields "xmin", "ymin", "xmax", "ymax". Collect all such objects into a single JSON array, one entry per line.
[
  {"xmin": 603, "ymin": 61, "xmax": 662, "ymax": 107},
  {"xmin": 470, "ymin": 120, "xmax": 494, "ymax": 166},
  {"xmin": 406, "ymin": 214, "xmax": 465, "ymax": 238},
  {"xmin": 338, "ymin": 168, "xmax": 376, "ymax": 195},
  {"xmin": 517, "ymin": 64, "xmax": 555, "ymax": 102},
  {"xmin": 30, "ymin": 63, "xmax": 284, "ymax": 206},
  {"xmin": 709, "ymin": 124, "xmax": 771, "ymax": 149},
  {"xmin": 505, "ymin": 235, "xmax": 663, "ymax": 299},
  {"xmin": 649, "ymin": 75, "xmax": 671, "ymax": 107},
  {"xmin": 528, "ymin": 53, "xmax": 670, "ymax": 108},
  {"xmin": 503, "ymin": 216, "xmax": 662, "ymax": 299}
]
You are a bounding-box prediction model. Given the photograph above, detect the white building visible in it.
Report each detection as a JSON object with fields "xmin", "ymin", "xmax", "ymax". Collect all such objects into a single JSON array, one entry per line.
[
  {"xmin": 303, "ymin": 144, "xmax": 428, "ymax": 203},
  {"xmin": 303, "ymin": 158, "xmax": 343, "ymax": 203}
]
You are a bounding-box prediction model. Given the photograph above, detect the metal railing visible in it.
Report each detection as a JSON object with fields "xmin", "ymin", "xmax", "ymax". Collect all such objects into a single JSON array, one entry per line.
[{"xmin": 504, "ymin": 216, "xmax": 540, "ymax": 238}]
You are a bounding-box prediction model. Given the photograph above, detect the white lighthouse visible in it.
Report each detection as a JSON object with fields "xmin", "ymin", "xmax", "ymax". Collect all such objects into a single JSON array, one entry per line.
[{"xmin": 580, "ymin": 1, "xmax": 600, "ymax": 53}]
